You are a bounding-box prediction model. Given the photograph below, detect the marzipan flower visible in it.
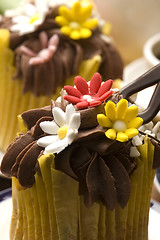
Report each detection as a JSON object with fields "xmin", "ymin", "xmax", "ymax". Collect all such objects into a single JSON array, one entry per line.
[
  {"xmin": 55, "ymin": 1, "xmax": 98, "ymax": 40},
  {"xmin": 37, "ymin": 104, "xmax": 80, "ymax": 154},
  {"xmin": 64, "ymin": 72, "xmax": 113, "ymax": 109},
  {"xmin": 10, "ymin": 1, "xmax": 48, "ymax": 35},
  {"xmin": 97, "ymin": 99, "xmax": 143, "ymax": 142},
  {"xmin": 20, "ymin": 32, "xmax": 59, "ymax": 65}
]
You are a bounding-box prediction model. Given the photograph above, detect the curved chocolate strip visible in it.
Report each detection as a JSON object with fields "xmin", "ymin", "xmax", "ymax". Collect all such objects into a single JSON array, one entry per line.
[
  {"xmin": 21, "ymin": 106, "xmax": 52, "ymax": 129},
  {"xmin": 120, "ymin": 63, "xmax": 160, "ymax": 124},
  {"xmin": 105, "ymin": 155, "xmax": 130, "ymax": 208},
  {"xmin": 11, "ymin": 141, "xmax": 35, "ymax": 177},
  {"xmin": 120, "ymin": 63, "xmax": 160, "ymax": 99},
  {"xmin": 18, "ymin": 142, "xmax": 43, "ymax": 187},
  {"xmin": 31, "ymin": 116, "xmax": 53, "ymax": 138},
  {"xmin": 0, "ymin": 133, "xmax": 34, "ymax": 176},
  {"xmin": 138, "ymin": 82, "xmax": 160, "ymax": 124},
  {"xmin": 86, "ymin": 154, "xmax": 116, "ymax": 210}
]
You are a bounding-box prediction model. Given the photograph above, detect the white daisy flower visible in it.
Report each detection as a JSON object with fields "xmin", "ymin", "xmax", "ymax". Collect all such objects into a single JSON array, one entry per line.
[
  {"xmin": 37, "ymin": 104, "xmax": 81, "ymax": 154},
  {"xmin": 10, "ymin": 0, "xmax": 48, "ymax": 35}
]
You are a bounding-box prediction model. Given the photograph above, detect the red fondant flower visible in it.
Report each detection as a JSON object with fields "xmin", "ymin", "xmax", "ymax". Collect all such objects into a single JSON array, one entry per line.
[{"xmin": 64, "ymin": 73, "xmax": 113, "ymax": 109}]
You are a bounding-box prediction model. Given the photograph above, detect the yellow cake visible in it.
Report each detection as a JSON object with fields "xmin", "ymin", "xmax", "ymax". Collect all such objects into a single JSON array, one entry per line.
[
  {"xmin": 1, "ymin": 65, "xmax": 160, "ymax": 239},
  {"xmin": 0, "ymin": 0, "xmax": 123, "ymax": 151}
]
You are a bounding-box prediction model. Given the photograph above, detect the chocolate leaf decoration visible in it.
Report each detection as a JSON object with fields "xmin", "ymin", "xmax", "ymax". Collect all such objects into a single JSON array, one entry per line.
[
  {"xmin": 86, "ymin": 154, "xmax": 116, "ymax": 210},
  {"xmin": 0, "ymin": 132, "xmax": 34, "ymax": 176},
  {"xmin": 11, "ymin": 141, "xmax": 35, "ymax": 177},
  {"xmin": 105, "ymin": 155, "xmax": 131, "ymax": 208},
  {"xmin": 18, "ymin": 142, "xmax": 43, "ymax": 187},
  {"xmin": 21, "ymin": 106, "xmax": 52, "ymax": 129}
]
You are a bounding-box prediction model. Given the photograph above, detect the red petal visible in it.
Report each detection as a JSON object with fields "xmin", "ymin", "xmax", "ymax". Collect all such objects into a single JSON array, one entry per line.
[
  {"xmin": 90, "ymin": 72, "xmax": 101, "ymax": 95},
  {"xmin": 90, "ymin": 100, "xmax": 101, "ymax": 107},
  {"xmin": 64, "ymin": 95, "xmax": 81, "ymax": 104},
  {"xmin": 64, "ymin": 85, "xmax": 82, "ymax": 98},
  {"xmin": 74, "ymin": 76, "xmax": 89, "ymax": 95},
  {"xmin": 76, "ymin": 101, "xmax": 89, "ymax": 109},
  {"xmin": 99, "ymin": 90, "xmax": 114, "ymax": 102},
  {"xmin": 96, "ymin": 79, "xmax": 113, "ymax": 97}
]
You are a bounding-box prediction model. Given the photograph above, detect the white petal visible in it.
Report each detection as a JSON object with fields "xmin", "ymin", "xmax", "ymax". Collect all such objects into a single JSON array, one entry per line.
[
  {"xmin": 67, "ymin": 129, "xmax": 78, "ymax": 143},
  {"xmin": 12, "ymin": 15, "xmax": 30, "ymax": 23},
  {"xmin": 18, "ymin": 24, "xmax": 35, "ymax": 35},
  {"xmin": 37, "ymin": 135, "xmax": 58, "ymax": 147},
  {"xmin": 132, "ymin": 135, "xmax": 142, "ymax": 146},
  {"xmin": 52, "ymin": 107, "xmax": 66, "ymax": 127},
  {"xmin": 45, "ymin": 138, "xmax": 68, "ymax": 154},
  {"xmin": 66, "ymin": 104, "xmax": 76, "ymax": 125},
  {"xmin": 40, "ymin": 121, "xmax": 59, "ymax": 134},
  {"xmin": 68, "ymin": 113, "xmax": 81, "ymax": 130},
  {"xmin": 130, "ymin": 146, "xmax": 140, "ymax": 158},
  {"xmin": 35, "ymin": 0, "xmax": 48, "ymax": 14},
  {"xmin": 24, "ymin": 4, "xmax": 36, "ymax": 17}
]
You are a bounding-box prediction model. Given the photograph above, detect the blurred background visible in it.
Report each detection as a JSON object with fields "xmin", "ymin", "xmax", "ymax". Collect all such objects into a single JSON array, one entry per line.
[
  {"xmin": 94, "ymin": 0, "xmax": 160, "ymax": 64},
  {"xmin": 0, "ymin": 0, "xmax": 21, "ymax": 14}
]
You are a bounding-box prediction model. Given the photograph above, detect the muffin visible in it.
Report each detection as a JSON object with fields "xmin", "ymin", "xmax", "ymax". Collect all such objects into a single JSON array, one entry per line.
[
  {"xmin": 1, "ymin": 65, "xmax": 160, "ymax": 239},
  {"xmin": 0, "ymin": 0, "xmax": 123, "ymax": 151}
]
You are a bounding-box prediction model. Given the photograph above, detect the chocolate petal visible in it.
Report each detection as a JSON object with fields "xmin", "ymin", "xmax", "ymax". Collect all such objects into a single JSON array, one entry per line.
[
  {"xmin": 21, "ymin": 106, "xmax": 52, "ymax": 129},
  {"xmin": 17, "ymin": 142, "xmax": 43, "ymax": 188},
  {"xmin": 105, "ymin": 155, "xmax": 131, "ymax": 208},
  {"xmin": 11, "ymin": 141, "xmax": 35, "ymax": 177},
  {"xmin": 86, "ymin": 154, "xmax": 116, "ymax": 210},
  {"xmin": 31, "ymin": 116, "xmax": 53, "ymax": 138},
  {"xmin": 1, "ymin": 133, "xmax": 34, "ymax": 177}
]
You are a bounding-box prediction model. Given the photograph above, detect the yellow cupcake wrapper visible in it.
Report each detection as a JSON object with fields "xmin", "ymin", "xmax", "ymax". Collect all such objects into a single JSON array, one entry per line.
[{"xmin": 11, "ymin": 137, "xmax": 155, "ymax": 240}]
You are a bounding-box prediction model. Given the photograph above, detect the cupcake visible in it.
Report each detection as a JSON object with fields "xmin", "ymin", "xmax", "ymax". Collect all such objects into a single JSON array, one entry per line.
[
  {"xmin": 0, "ymin": 0, "xmax": 123, "ymax": 151},
  {"xmin": 1, "ymin": 66, "xmax": 160, "ymax": 239}
]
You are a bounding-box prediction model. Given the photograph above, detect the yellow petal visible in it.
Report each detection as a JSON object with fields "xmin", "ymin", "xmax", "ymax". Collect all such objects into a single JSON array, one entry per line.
[
  {"xmin": 61, "ymin": 26, "xmax": 71, "ymax": 36},
  {"xmin": 102, "ymin": 21, "xmax": 112, "ymax": 35},
  {"xmin": 124, "ymin": 105, "xmax": 139, "ymax": 122},
  {"xmin": 59, "ymin": 6, "xmax": 71, "ymax": 20},
  {"xmin": 105, "ymin": 129, "xmax": 116, "ymax": 140},
  {"xmin": 116, "ymin": 132, "xmax": 128, "ymax": 142},
  {"xmin": 71, "ymin": 2, "xmax": 81, "ymax": 21},
  {"xmin": 97, "ymin": 114, "xmax": 112, "ymax": 128},
  {"xmin": 80, "ymin": 28, "xmax": 92, "ymax": 38},
  {"xmin": 105, "ymin": 101, "xmax": 116, "ymax": 122},
  {"xmin": 79, "ymin": 5, "xmax": 92, "ymax": 22},
  {"xmin": 116, "ymin": 99, "xmax": 128, "ymax": 120},
  {"xmin": 125, "ymin": 128, "xmax": 139, "ymax": 139},
  {"xmin": 82, "ymin": 18, "xmax": 98, "ymax": 29},
  {"xmin": 127, "ymin": 117, "xmax": 143, "ymax": 129},
  {"xmin": 55, "ymin": 16, "xmax": 69, "ymax": 26},
  {"xmin": 70, "ymin": 30, "xmax": 81, "ymax": 40}
]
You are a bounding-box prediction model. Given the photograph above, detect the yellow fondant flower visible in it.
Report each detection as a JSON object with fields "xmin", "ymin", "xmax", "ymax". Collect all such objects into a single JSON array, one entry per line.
[
  {"xmin": 97, "ymin": 99, "xmax": 143, "ymax": 142},
  {"xmin": 55, "ymin": 2, "xmax": 98, "ymax": 40}
]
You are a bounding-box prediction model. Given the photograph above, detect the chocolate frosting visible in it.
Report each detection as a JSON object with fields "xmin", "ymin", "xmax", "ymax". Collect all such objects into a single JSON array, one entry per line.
[
  {"xmin": 0, "ymin": 5, "xmax": 123, "ymax": 96},
  {"xmin": 1, "ymin": 95, "xmax": 137, "ymax": 210}
]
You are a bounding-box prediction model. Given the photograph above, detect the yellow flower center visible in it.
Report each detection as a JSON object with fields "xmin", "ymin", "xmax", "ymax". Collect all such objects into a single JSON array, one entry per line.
[
  {"xmin": 58, "ymin": 126, "xmax": 68, "ymax": 139},
  {"xmin": 113, "ymin": 120, "xmax": 127, "ymax": 132},
  {"xmin": 69, "ymin": 21, "xmax": 81, "ymax": 29},
  {"xmin": 29, "ymin": 14, "xmax": 40, "ymax": 24}
]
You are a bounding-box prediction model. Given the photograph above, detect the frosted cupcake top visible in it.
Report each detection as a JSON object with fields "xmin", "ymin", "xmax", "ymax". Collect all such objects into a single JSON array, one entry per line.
[
  {"xmin": 0, "ymin": 0, "xmax": 123, "ymax": 96},
  {"xmin": 1, "ymin": 68, "xmax": 160, "ymax": 210}
]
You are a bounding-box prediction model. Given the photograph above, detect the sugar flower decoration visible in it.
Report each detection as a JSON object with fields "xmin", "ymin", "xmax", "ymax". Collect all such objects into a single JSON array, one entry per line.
[
  {"xmin": 20, "ymin": 32, "xmax": 59, "ymax": 65},
  {"xmin": 10, "ymin": 1, "xmax": 48, "ymax": 35},
  {"xmin": 64, "ymin": 73, "xmax": 113, "ymax": 109},
  {"xmin": 55, "ymin": 1, "xmax": 98, "ymax": 40},
  {"xmin": 97, "ymin": 99, "xmax": 143, "ymax": 142},
  {"xmin": 37, "ymin": 104, "xmax": 80, "ymax": 154}
]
